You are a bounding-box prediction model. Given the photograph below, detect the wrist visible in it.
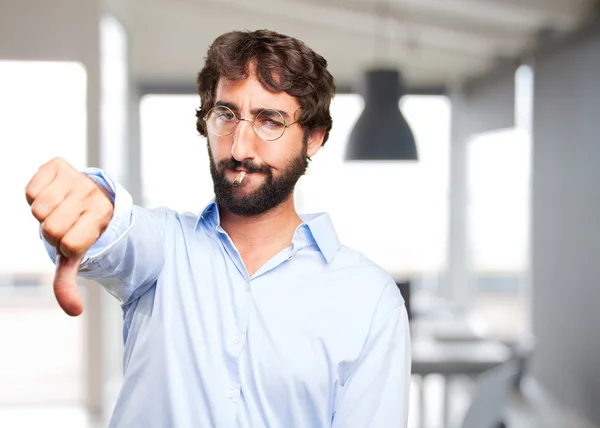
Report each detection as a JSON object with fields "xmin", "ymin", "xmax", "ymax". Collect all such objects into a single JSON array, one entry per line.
[{"xmin": 83, "ymin": 169, "xmax": 116, "ymax": 204}]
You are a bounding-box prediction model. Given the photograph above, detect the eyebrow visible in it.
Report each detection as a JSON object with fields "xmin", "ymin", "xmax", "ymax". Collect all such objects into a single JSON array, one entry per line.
[{"xmin": 214, "ymin": 100, "xmax": 292, "ymax": 121}]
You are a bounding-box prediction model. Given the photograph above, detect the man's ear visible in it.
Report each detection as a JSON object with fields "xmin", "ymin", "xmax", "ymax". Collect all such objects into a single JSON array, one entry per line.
[{"xmin": 306, "ymin": 130, "xmax": 325, "ymax": 159}]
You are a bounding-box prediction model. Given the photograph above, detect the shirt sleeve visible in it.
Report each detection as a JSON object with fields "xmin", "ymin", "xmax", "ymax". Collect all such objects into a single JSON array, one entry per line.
[
  {"xmin": 331, "ymin": 281, "xmax": 412, "ymax": 428},
  {"xmin": 41, "ymin": 168, "xmax": 170, "ymax": 305}
]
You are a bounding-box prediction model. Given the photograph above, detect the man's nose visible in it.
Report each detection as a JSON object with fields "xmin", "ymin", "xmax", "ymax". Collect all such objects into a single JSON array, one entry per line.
[{"xmin": 231, "ymin": 119, "xmax": 257, "ymax": 162}]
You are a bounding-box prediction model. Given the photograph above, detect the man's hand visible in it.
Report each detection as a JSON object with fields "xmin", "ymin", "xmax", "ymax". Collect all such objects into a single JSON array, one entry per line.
[{"xmin": 25, "ymin": 157, "xmax": 114, "ymax": 316}]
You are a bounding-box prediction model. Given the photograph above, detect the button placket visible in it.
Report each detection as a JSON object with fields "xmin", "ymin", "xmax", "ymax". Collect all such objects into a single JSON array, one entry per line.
[{"xmin": 227, "ymin": 385, "xmax": 241, "ymax": 401}]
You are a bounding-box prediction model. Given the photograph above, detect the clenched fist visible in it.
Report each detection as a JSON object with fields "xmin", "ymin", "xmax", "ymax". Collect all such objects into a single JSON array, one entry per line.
[{"xmin": 25, "ymin": 157, "xmax": 114, "ymax": 316}]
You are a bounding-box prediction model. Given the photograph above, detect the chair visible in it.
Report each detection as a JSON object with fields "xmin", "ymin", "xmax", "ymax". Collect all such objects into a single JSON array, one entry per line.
[
  {"xmin": 460, "ymin": 360, "xmax": 520, "ymax": 428},
  {"xmin": 509, "ymin": 336, "xmax": 536, "ymax": 391}
]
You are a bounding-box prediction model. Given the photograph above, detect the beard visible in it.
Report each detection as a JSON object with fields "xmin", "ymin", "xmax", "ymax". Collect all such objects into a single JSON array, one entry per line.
[{"xmin": 208, "ymin": 145, "xmax": 308, "ymax": 217}]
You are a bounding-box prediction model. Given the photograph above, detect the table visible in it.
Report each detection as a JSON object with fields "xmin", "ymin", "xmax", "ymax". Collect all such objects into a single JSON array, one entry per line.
[
  {"xmin": 412, "ymin": 337, "xmax": 512, "ymax": 376},
  {"xmin": 411, "ymin": 336, "xmax": 512, "ymax": 427}
]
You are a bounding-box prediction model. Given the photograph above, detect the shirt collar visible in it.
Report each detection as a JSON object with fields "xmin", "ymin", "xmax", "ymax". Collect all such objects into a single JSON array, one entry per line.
[
  {"xmin": 197, "ymin": 199, "xmax": 219, "ymax": 227},
  {"xmin": 297, "ymin": 213, "xmax": 341, "ymax": 263},
  {"xmin": 195, "ymin": 200, "xmax": 341, "ymax": 263}
]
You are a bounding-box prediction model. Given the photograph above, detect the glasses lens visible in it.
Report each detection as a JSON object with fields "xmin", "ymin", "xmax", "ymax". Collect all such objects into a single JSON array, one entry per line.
[
  {"xmin": 255, "ymin": 110, "xmax": 286, "ymax": 141},
  {"xmin": 206, "ymin": 106, "xmax": 236, "ymax": 136}
]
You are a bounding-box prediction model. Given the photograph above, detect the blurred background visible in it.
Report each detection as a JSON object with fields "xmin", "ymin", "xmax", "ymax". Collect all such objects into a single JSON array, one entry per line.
[{"xmin": 1, "ymin": 0, "xmax": 600, "ymax": 427}]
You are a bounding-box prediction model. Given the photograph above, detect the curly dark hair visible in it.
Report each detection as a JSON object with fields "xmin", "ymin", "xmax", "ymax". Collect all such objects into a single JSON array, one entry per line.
[{"xmin": 195, "ymin": 29, "xmax": 335, "ymax": 146}]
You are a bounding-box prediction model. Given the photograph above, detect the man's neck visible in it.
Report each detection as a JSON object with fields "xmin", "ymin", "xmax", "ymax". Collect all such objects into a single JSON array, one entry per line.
[{"xmin": 219, "ymin": 197, "xmax": 303, "ymax": 260}]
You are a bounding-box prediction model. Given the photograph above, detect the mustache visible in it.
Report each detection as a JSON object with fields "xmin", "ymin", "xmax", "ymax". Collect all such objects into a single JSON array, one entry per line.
[{"xmin": 217, "ymin": 158, "xmax": 271, "ymax": 175}]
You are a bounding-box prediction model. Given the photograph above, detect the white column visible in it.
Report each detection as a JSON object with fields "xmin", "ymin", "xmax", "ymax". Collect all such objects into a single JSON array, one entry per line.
[{"xmin": 444, "ymin": 85, "xmax": 472, "ymax": 306}]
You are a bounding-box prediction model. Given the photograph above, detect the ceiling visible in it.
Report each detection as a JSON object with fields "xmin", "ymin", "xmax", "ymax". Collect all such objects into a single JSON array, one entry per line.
[{"xmin": 108, "ymin": 0, "xmax": 599, "ymax": 91}]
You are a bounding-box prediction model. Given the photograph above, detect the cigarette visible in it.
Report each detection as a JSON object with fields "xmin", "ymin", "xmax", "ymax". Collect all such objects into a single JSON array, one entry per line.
[{"xmin": 233, "ymin": 171, "xmax": 246, "ymax": 187}]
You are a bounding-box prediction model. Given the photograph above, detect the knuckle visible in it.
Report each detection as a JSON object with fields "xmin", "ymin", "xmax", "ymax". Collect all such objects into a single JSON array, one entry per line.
[
  {"xmin": 31, "ymin": 201, "xmax": 50, "ymax": 221},
  {"xmin": 41, "ymin": 220, "xmax": 61, "ymax": 239},
  {"xmin": 43, "ymin": 157, "xmax": 62, "ymax": 173},
  {"xmin": 44, "ymin": 235, "xmax": 59, "ymax": 248},
  {"xmin": 25, "ymin": 173, "xmax": 45, "ymax": 204},
  {"xmin": 49, "ymin": 157, "xmax": 66, "ymax": 167},
  {"xmin": 33, "ymin": 192, "xmax": 62, "ymax": 218},
  {"xmin": 37, "ymin": 162, "xmax": 49, "ymax": 173},
  {"xmin": 25, "ymin": 186, "xmax": 36, "ymax": 204},
  {"xmin": 60, "ymin": 237, "xmax": 85, "ymax": 257},
  {"xmin": 81, "ymin": 177, "xmax": 98, "ymax": 195},
  {"xmin": 48, "ymin": 157, "xmax": 75, "ymax": 178}
]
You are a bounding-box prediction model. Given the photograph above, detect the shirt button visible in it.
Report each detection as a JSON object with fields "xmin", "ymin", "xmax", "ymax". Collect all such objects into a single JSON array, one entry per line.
[
  {"xmin": 233, "ymin": 336, "xmax": 240, "ymax": 344},
  {"xmin": 228, "ymin": 390, "xmax": 235, "ymax": 399}
]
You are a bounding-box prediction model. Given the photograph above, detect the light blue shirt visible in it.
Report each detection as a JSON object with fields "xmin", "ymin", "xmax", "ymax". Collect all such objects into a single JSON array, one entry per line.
[{"xmin": 44, "ymin": 169, "xmax": 411, "ymax": 428}]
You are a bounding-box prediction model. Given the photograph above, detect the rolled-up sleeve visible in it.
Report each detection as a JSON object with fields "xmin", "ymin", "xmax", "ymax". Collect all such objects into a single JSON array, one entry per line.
[{"xmin": 42, "ymin": 168, "xmax": 170, "ymax": 305}]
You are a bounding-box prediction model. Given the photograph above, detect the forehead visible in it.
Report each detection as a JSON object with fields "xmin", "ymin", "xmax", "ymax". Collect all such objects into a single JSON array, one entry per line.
[{"xmin": 214, "ymin": 72, "xmax": 300, "ymax": 113}]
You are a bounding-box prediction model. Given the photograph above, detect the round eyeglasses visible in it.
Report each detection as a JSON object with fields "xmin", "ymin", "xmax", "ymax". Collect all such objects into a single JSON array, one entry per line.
[{"xmin": 203, "ymin": 105, "xmax": 300, "ymax": 142}]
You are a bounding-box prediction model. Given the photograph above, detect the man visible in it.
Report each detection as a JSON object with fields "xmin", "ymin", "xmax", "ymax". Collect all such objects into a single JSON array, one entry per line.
[{"xmin": 26, "ymin": 30, "xmax": 411, "ymax": 427}]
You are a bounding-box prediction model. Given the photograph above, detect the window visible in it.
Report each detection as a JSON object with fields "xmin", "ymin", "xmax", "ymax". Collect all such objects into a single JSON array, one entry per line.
[
  {"xmin": 465, "ymin": 65, "xmax": 534, "ymax": 340},
  {"xmin": 0, "ymin": 60, "xmax": 87, "ymax": 278},
  {"xmin": 467, "ymin": 128, "xmax": 531, "ymax": 274}
]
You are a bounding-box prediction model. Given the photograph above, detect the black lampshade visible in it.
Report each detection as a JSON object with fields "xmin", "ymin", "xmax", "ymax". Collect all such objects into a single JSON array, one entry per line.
[{"xmin": 345, "ymin": 69, "xmax": 418, "ymax": 161}]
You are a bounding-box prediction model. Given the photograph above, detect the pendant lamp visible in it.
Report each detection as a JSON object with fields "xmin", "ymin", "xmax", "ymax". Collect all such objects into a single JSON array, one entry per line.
[{"xmin": 345, "ymin": 69, "xmax": 418, "ymax": 161}]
